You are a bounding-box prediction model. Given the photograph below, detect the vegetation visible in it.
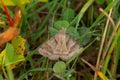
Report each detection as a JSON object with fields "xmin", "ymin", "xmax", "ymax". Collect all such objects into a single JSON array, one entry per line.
[{"xmin": 0, "ymin": 0, "xmax": 120, "ymax": 80}]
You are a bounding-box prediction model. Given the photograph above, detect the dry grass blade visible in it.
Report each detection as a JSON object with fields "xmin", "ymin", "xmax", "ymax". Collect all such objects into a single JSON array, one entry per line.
[
  {"xmin": 101, "ymin": 19, "xmax": 120, "ymax": 64},
  {"xmin": 99, "ymin": 8, "xmax": 115, "ymax": 27},
  {"xmin": 94, "ymin": 8, "xmax": 114, "ymax": 80},
  {"xmin": 81, "ymin": 58, "xmax": 109, "ymax": 80}
]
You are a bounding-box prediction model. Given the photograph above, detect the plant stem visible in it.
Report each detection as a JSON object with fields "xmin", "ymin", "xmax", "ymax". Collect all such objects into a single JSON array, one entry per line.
[
  {"xmin": 6, "ymin": 65, "xmax": 14, "ymax": 80},
  {"xmin": 1, "ymin": 0, "xmax": 13, "ymax": 26},
  {"xmin": 2, "ymin": 66, "xmax": 8, "ymax": 79}
]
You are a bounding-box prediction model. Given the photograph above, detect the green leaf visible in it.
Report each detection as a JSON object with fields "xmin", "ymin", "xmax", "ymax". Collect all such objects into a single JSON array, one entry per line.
[
  {"xmin": 5, "ymin": 43, "xmax": 15, "ymax": 60},
  {"xmin": 3, "ymin": 43, "xmax": 25, "ymax": 67},
  {"xmin": 62, "ymin": 8, "xmax": 74, "ymax": 22},
  {"xmin": 67, "ymin": 76, "xmax": 76, "ymax": 80},
  {"xmin": 0, "ymin": 0, "xmax": 30, "ymax": 6},
  {"xmin": 3, "ymin": 43, "xmax": 15, "ymax": 66},
  {"xmin": 0, "ymin": 36, "xmax": 25, "ymax": 68},
  {"xmin": 53, "ymin": 61, "xmax": 66, "ymax": 74},
  {"xmin": 54, "ymin": 20, "xmax": 69, "ymax": 30},
  {"xmin": 0, "ymin": 49, "xmax": 5, "ymax": 66},
  {"xmin": 90, "ymin": 0, "xmax": 119, "ymax": 29},
  {"xmin": 38, "ymin": 0, "xmax": 48, "ymax": 2},
  {"xmin": 114, "ymin": 30, "xmax": 120, "ymax": 76},
  {"xmin": 95, "ymin": 0, "xmax": 105, "ymax": 5},
  {"xmin": 50, "ymin": 27, "xmax": 58, "ymax": 36},
  {"xmin": 12, "ymin": 36, "xmax": 25, "ymax": 56},
  {"xmin": 79, "ymin": 27, "xmax": 92, "ymax": 46},
  {"xmin": 8, "ymin": 55, "xmax": 25, "ymax": 66},
  {"xmin": 0, "ymin": 0, "xmax": 29, "ymax": 14},
  {"xmin": 67, "ymin": 27, "xmax": 79, "ymax": 39},
  {"xmin": 0, "ymin": 75, "xmax": 3, "ymax": 80}
]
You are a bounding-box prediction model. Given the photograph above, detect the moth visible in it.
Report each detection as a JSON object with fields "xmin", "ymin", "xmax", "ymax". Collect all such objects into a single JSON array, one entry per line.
[{"xmin": 38, "ymin": 28, "xmax": 82, "ymax": 61}]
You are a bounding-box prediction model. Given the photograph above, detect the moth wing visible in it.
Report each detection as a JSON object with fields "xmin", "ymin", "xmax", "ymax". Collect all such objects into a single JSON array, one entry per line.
[{"xmin": 60, "ymin": 33, "xmax": 82, "ymax": 61}]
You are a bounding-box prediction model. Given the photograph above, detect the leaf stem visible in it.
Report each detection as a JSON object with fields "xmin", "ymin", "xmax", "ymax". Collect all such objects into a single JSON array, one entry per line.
[
  {"xmin": 2, "ymin": 65, "xmax": 8, "ymax": 79},
  {"xmin": 6, "ymin": 65, "xmax": 14, "ymax": 80}
]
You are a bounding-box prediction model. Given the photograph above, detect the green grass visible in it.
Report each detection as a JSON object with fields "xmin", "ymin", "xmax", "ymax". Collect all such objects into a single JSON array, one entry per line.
[{"xmin": 0, "ymin": 0, "xmax": 120, "ymax": 80}]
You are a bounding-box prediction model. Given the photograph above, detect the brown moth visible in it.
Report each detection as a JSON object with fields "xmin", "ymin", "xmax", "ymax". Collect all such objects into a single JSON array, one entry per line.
[{"xmin": 38, "ymin": 28, "xmax": 82, "ymax": 61}]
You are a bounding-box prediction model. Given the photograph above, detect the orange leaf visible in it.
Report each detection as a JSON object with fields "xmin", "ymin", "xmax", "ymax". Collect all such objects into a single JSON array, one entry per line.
[
  {"xmin": 0, "ymin": 8, "xmax": 22, "ymax": 46},
  {"xmin": 0, "ymin": 27, "xmax": 20, "ymax": 46},
  {"xmin": 12, "ymin": 8, "xmax": 22, "ymax": 28}
]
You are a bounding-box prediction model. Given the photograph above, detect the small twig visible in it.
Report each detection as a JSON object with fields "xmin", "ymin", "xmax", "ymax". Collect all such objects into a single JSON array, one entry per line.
[
  {"xmin": 81, "ymin": 58, "xmax": 109, "ymax": 80},
  {"xmin": 99, "ymin": 8, "xmax": 116, "ymax": 27},
  {"xmin": 81, "ymin": 58, "xmax": 97, "ymax": 72}
]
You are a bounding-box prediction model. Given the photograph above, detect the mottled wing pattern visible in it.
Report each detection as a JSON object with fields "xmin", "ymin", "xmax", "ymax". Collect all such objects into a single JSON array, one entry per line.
[{"xmin": 38, "ymin": 28, "xmax": 82, "ymax": 61}]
